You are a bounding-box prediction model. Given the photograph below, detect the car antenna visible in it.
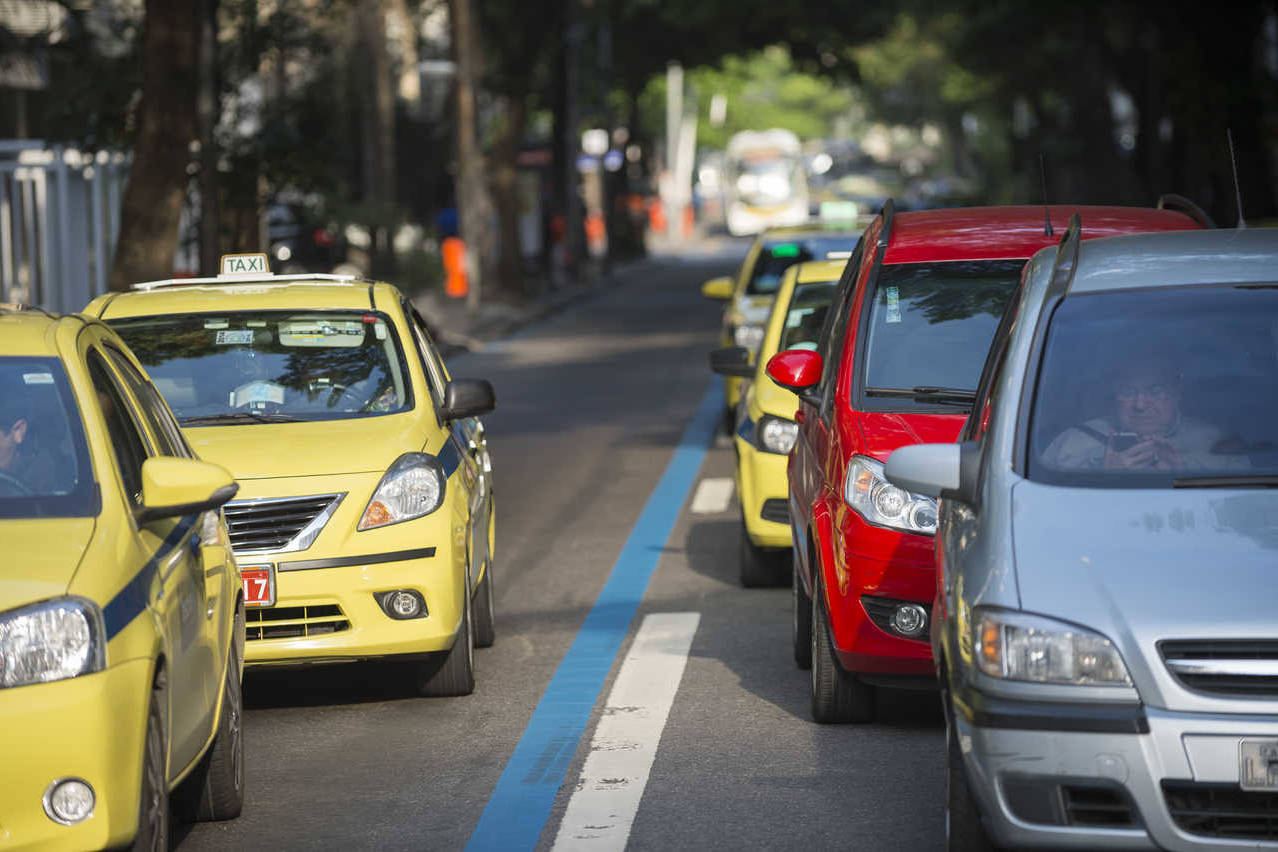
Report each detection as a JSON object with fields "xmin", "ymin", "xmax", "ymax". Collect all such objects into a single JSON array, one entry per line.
[
  {"xmin": 1040, "ymin": 153, "xmax": 1053, "ymax": 236},
  {"xmin": 1227, "ymin": 128, "xmax": 1247, "ymax": 229}
]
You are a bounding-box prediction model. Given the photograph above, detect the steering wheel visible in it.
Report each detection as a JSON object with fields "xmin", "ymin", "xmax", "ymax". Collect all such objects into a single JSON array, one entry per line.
[{"xmin": 0, "ymin": 469, "xmax": 31, "ymax": 496}]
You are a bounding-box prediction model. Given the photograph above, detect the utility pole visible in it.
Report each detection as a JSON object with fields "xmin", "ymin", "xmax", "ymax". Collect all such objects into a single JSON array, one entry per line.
[{"xmin": 449, "ymin": 0, "xmax": 494, "ymax": 308}]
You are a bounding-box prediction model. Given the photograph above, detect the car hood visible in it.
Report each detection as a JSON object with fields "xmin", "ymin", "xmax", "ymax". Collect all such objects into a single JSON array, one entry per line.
[
  {"xmin": 0, "ymin": 518, "xmax": 95, "ymax": 609},
  {"xmin": 857, "ymin": 411, "xmax": 966, "ymax": 462},
  {"xmin": 1011, "ymin": 480, "xmax": 1278, "ymax": 646},
  {"xmin": 186, "ymin": 414, "xmax": 432, "ymax": 479}
]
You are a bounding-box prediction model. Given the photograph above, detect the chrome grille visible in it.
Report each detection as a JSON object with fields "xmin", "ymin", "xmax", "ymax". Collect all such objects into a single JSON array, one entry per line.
[
  {"xmin": 1164, "ymin": 781, "xmax": 1278, "ymax": 840},
  {"xmin": 224, "ymin": 494, "xmax": 342, "ymax": 554},
  {"xmin": 246, "ymin": 604, "xmax": 351, "ymax": 641},
  {"xmin": 1162, "ymin": 640, "xmax": 1278, "ymax": 698}
]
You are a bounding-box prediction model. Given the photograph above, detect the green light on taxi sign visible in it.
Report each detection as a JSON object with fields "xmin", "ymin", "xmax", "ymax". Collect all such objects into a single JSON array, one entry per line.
[
  {"xmin": 219, "ymin": 253, "xmax": 270, "ymax": 276},
  {"xmin": 770, "ymin": 243, "xmax": 801, "ymax": 258}
]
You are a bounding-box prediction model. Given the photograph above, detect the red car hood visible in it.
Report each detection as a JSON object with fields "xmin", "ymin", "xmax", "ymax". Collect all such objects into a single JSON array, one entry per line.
[{"xmin": 857, "ymin": 411, "xmax": 966, "ymax": 462}]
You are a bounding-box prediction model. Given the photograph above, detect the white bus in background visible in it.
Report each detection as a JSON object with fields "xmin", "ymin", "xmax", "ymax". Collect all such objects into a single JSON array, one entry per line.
[{"xmin": 724, "ymin": 128, "xmax": 810, "ymax": 236}]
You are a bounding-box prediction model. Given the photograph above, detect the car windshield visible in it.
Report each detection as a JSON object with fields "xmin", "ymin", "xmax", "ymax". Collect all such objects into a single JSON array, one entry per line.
[
  {"xmin": 0, "ymin": 357, "xmax": 97, "ymax": 517},
  {"xmin": 110, "ymin": 311, "xmax": 413, "ymax": 425},
  {"xmin": 748, "ymin": 237, "xmax": 856, "ymax": 295},
  {"xmin": 860, "ymin": 259, "xmax": 1023, "ymax": 409},
  {"xmin": 1028, "ymin": 284, "xmax": 1278, "ymax": 488},
  {"xmin": 779, "ymin": 281, "xmax": 837, "ymax": 352}
]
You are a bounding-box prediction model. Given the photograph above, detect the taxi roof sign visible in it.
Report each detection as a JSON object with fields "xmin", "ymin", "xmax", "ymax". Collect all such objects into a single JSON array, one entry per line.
[{"xmin": 219, "ymin": 253, "xmax": 271, "ymax": 277}]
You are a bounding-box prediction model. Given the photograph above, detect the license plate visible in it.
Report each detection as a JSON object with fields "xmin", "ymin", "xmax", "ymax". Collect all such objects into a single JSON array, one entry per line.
[
  {"xmin": 1239, "ymin": 739, "xmax": 1278, "ymax": 791},
  {"xmin": 240, "ymin": 565, "xmax": 275, "ymax": 608}
]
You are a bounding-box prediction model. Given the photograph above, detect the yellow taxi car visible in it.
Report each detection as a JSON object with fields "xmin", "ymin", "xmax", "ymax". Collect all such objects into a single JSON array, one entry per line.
[
  {"xmin": 709, "ymin": 259, "xmax": 844, "ymax": 587},
  {"xmin": 701, "ymin": 224, "xmax": 862, "ymax": 420},
  {"xmin": 85, "ymin": 254, "xmax": 496, "ymax": 697},
  {"xmin": 0, "ymin": 307, "xmax": 243, "ymax": 850}
]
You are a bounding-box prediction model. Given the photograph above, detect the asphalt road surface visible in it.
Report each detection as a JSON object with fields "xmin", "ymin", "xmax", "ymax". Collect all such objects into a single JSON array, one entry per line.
[{"xmin": 176, "ymin": 241, "xmax": 946, "ymax": 852}]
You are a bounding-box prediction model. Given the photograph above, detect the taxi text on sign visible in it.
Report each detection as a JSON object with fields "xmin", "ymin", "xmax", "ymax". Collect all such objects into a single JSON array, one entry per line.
[{"xmin": 219, "ymin": 253, "xmax": 270, "ymax": 276}]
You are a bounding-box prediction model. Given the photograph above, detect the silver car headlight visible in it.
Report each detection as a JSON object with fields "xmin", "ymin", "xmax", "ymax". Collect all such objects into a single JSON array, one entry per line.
[
  {"xmin": 844, "ymin": 455, "xmax": 937, "ymax": 535},
  {"xmin": 974, "ymin": 608, "xmax": 1132, "ymax": 687},
  {"xmin": 0, "ymin": 597, "xmax": 106, "ymax": 689},
  {"xmin": 358, "ymin": 452, "xmax": 446, "ymax": 531},
  {"xmin": 756, "ymin": 415, "xmax": 798, "ymax": 454},
  {"xmin": 732, "ymin": 323, "xmax": 765, "ymax": 353}
]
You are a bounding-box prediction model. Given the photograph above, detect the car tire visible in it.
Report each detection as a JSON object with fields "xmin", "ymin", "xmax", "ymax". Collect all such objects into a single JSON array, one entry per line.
[
  {"xmin": 792, "ymin": 553, "xmax": 812, "ymax": 670},
  {"xmin": 132, "ymin": 685, "xmax": 169, "ymax": 852},
  {"xmin": 175, "ymin": 611, "xmax": 245, "ymax": 822},
  {"xmin": 473, "ymin": 562, "xmax": 496, "ymax": 649},
  {"xmin": 739, "ymin": 525, "xmax": 789, "ymax": 588},
  {"xmin": 417, "ymin": 581, "xmax": 476, "ymax": 697},
  {"xmin": 810, "ymin": 573, "xmax": 874, "ymax": 723},
  {"xmin": 946, "ymin": 706, "xmax": 994, "ymax": 851}
]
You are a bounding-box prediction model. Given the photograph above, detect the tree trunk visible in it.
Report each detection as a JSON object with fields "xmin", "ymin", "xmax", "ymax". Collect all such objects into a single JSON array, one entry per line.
[
  {"xmin": 491, "ymin": 95, "xmax": 526, "ymax": 300},
  {"xmin": 109, "ymin": 0, "xmax": 200, "ymax": 291},
  {"xmin": 450, "ymin": 0, "xmax": 496, "ymax": 309},
  {"xmin": 197, "ymin": 0, "xmax": 220, "ymax": 275},
  {"xmin": 357, "ymin": 0, "xmax": 397, "ymax": 277}
]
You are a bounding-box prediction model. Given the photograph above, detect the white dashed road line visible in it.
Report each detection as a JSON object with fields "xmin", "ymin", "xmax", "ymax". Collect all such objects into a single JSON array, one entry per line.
[
  {"xmin": 689, "ymin": 476, "xmax": 734, "ymax": 514},
  {"xmin": 550, "ymin": 612, "xmax": 701, "ymax": 851}
]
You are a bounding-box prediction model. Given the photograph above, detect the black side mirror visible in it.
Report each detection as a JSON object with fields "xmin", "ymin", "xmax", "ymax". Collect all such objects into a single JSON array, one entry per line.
[
  {"xmin": 709, "ymin": 346, "xmax": 755, "ymax": 378},
  {"xmin": 440, "ymin": 379, "xmax": 496, "ymax": 420}
]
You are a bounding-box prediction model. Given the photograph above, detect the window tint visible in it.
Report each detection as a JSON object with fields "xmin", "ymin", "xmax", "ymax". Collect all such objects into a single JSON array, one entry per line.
[
  {"xmin": 87, "ymin": 351, "xmax": 150, "ymax": 503},
  {"xmin": 104, "ymin": 346, "xmax": 190, "ymax": 458}
]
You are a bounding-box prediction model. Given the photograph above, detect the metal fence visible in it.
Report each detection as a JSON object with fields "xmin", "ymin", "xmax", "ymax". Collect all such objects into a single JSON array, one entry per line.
[{"xmin": 0, "ymin": 141, "xmax": 129, "ymax": 312}]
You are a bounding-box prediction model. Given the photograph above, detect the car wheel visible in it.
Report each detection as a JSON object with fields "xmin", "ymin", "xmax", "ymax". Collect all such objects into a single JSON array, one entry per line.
[
  {"xmin": 810, "ymin": 572, "xmax": 874, "ymax": 723},
  {"xmin": 792, "ymin": 553, "xmax": 812, "ymax": 670},
  {"xmin": 176, "ymin": 612, "xmax": 245, "ymax": 822},
  {"xmin": 417, "ymin": 580, "xmax": 476, "ymax": 697},
  {"xmin": 132, "ymin": 686, "xmax": 169, "ymax": 852},
  {"xmin": 946, "ymin": 705, "xmax": 994, "ymax": 851},
  {"xmin": 473, "ymin": 561, "xmax": 496, "ymax": 649}
]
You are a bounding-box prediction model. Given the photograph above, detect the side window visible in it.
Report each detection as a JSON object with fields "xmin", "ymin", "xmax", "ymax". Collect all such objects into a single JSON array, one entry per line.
[
  {"xmin": 962, "ymin": 284, "xmax": 1024, "ymax": 442},
  {"xmin": 104, "ymin": 346, "xmax": 191, "ymax": 458},
  {"xmin": 816, "ymin": 245, "xmax": 864, "ymax": 421},
  {"xmin": 87, "ymin": 351, "xmax": 151, "ymax": 503},
  {"xmin": 405, "ymin": 302, "xmax": 449, "ymax": 403}
]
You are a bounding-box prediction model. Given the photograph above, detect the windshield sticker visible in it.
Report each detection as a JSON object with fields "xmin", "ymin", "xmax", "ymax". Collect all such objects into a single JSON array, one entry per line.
[
  {"xmin": 203, "ymin": 318, "xmax": 229, "ymax": 329},
  {"xmin": 22, "ymin": 372, "xmax": 53, "ymax": 385},
  {"xmin": 247, "ymin": 320, "xmax": 267, "ymax": 327},
  {"xmin": 279, "ymin": 320, "xmax": 366, "ymax": 348},
  {"xmin": 215, "ymin": 329, "xmax": 255, "ymax": 345},
  {"xmin": 884, "ymin": 286, "xmax": 902, "ymax": 324},
  {"xmin": 373, "ymin": 321, "xmax": 387, "ymax": 340}
]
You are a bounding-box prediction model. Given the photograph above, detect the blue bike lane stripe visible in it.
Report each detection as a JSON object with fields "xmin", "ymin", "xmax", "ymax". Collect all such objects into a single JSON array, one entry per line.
[{"xmin": 466, "ymin": 380, "xmax": 723, "ymax": 852}]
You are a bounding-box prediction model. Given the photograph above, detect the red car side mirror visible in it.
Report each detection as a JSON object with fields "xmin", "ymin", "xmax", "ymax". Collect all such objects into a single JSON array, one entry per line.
[{"xmin": 766, "ymin": 349, "xmax": 823, "ymax": 391}]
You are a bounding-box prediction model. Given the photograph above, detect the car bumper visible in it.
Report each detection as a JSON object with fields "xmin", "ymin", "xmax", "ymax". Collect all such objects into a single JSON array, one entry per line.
[
  {"xmin": 959, "ymin": 700, "xmax": 1278, "ymax": 850},
  {"xmin": 242, "ymin": 547, "xmax": 464, "ymax": 665},
  {"xmin": 734, "ymin": 436, "xmax": 791, "ymax": 549},
  {"xmin": 0, "ymin": 658, "xmax": 151, "ymax": 851}
]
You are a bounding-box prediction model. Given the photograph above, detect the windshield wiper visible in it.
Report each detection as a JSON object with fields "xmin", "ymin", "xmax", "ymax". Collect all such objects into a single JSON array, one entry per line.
[
  {"xmin": 180, "ymin": 412, "xmax": 302, "ymax": 425},
  {"xmin": 1173, "ymin": 475, "xmax": 1278, "ymax": 489},
  {"xmin": 866, "ymin": 386, "xmax": 976, "ymax": 405}
]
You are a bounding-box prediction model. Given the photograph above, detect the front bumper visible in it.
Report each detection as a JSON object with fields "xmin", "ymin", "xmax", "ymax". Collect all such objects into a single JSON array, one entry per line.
[
  {"xmin": 734, "ymin": 435, "xmax": 791, "ymax": 549},
  {"xmin": 959, "ymin": 700, "xmax": 1278, "ymax": 850},
  {"xmin": 0, "ymin": 658, "xmax": 151, "ymax": 851}
]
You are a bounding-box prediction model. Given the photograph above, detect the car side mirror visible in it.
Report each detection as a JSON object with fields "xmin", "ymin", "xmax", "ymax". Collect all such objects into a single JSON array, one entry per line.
[
  {"xmin": 766, "ymin": 349, "xmax": 822, "ymax": 392},
  {"xmin": 885, "ymin": 440, "xmax": 981, "ymax": 506},
  {"xmin": 440, "ymin": 378, "xmax": 496, "ymax": 421},
  {"xmin": 700, "ymin": 276, "xmax": 734, "ymax": 301},
  {"xmin": 709, "ymin": 346, "xmax": 755, "ymax": 378},
  {"xmin": 136, "ymin": 457, "xmax": 238, "ymax": 524}
]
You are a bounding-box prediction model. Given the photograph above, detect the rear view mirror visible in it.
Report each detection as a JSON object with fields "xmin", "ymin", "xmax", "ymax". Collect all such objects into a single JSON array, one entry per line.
[
  {"xmin": 701, "ymin": 276, "xmax": 734, "ymax": 300},
  {"xmin": 709, "ymin": 346, "xmax": 754, "ymax": 378},
  {"xmin": 137, "ymin": 457, "xmax": 238, "ymax": 523},
  {"xmin": 766, "ymin": 349, "xmax": 822, "ymax": 392},
  {"xmin": 440, "ymin": 379, "xmax": 496, "ymax": 421},
  {"xmin": 885, "ymin": 441, "xmax": 981, "ymax": 505}
]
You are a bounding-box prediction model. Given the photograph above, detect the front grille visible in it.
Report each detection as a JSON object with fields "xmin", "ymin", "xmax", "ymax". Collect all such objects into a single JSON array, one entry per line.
[
  {"xmin": 1161, "ymin": 640, "xmax": 1278, "ymax": 698},
  {"xmin": 861, "ymin": 595, "xmax": 930, "ymax": 642},
  {"xmin": 246, "ymin": 604, "xmax": 351, "ymax": 641},
  {"xmin": 224, "ymin": 494, "xmax": 341, "ymax": 554},
  {"xmin": 1164, "ymin": 781, "xmax": 1278, "ymax": 840},
  {"xmin": 1062, "ymin": 785, "xmax": 1134, "ymax": 826},
  {"xmin": 759, "ymin": 498, "xmax": 789, "ymax": 524}
]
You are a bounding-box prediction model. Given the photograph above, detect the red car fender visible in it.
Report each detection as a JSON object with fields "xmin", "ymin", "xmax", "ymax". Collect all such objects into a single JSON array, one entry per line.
[{"xmin": 810, "ymin": 495, "xmax": 842, "ymax": 604}]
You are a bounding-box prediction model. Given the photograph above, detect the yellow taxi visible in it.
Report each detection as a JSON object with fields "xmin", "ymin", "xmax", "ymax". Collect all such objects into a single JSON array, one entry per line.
[
  {"xmin": 0, "ymin": 307, "xmax": 243, "ymax": 850},
  {"xmin": 84, "ymin": 254, "xmax": 496, "ymax": 697},
  {"xmin": 700, "ymin": 224, "xmax": 862, "ymax": 419},
  {"xmin": 709, "ymin": 259, "xmax": 844, "ymax": 586}
]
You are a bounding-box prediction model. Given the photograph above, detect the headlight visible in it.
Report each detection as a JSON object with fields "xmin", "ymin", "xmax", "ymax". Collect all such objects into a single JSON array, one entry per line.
[
  {"xmin": 756, "ymin": 415, "xmax": 797, "ymax": 454},
  {"xmin": 0, "ymin": 597, "xmax": 106, "ymax": 689},
  {"xmin": 732, "ymin": 323, "xmax": 765, "ymax": 353},
  {"xmin": 844, "ymin": 455, "xmax": 937, "ymax": 535},
  {"xmin": 358, "ymin": 453, "xmax": 446, "ymax": 531},
  {"xmin": 974, "ymin": 608, "xmax": 1131, "ymax": 686}
]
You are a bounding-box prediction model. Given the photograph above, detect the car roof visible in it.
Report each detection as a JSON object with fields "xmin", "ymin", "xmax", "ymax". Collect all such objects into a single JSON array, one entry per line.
[
  {"xmin": 91, "ymin": 278, "xmax": 394, "ymax": 320},
  {"xmin": 0, "ymin": 308, "xmax": 72, "ymax": 356},
  {"xmin": 883, "ymin": 205, "xmax": 1201, "ymax": 264},
  {"xmin": 794, "ymin": 259, "xmax": 847, "ymax": 284},
  {"xmin": 1067, "ymin": 227, "xmax": 1278, "ymax": 294}
]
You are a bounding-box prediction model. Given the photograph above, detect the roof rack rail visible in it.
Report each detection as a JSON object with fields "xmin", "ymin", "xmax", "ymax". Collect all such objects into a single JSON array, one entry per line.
[
  {"xmin": 1045, "ymin": 213, "xmax": 1082, "ymax": 299},
  {"xmin": 130, "ymin": 272, "xmax": 363, "ymax": 291},
  {"xmin": 1156, "ymin": 194, "xmax": 1216, "ymax": 229},
  {"xmin": 876, "ymin": 198, "xmax": 896, "ymax": 251}
]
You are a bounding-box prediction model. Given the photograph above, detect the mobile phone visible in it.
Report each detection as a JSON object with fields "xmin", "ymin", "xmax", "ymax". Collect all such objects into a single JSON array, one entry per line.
[{"xmin": 1108, "ymin": 432, "xmax": 1139, "ymax": 453}]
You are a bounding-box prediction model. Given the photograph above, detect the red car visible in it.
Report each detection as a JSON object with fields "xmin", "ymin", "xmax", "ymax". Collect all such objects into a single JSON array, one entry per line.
[{"xmin": 767, "ymin": 200, "xmax": 1207, "ymax": 723}]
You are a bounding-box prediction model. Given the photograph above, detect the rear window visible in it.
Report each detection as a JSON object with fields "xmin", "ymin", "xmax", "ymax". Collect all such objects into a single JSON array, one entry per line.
[
  {"xmin": 859, "ymin": 260, "xmax": 1023, "ymax": 410},
  {"xmin": 779, "ymin": 281, "xmax": 837, "ymax": 352},
  {"xmin": 747, "ymin": 237, "xmax": 857, "ymax": 295},
  {"xmin": 1028, "ymin": 284, "xmax": 1278, "ymax": 487}
]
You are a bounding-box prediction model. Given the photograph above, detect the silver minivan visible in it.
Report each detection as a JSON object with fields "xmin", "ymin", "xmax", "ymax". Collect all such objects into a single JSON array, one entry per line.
[{"xmin": 887, "ymin": 225, "xmax": 1278, "ymax": 851}]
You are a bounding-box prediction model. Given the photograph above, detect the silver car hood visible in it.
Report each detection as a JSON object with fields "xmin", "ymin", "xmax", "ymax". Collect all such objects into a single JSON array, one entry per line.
[{"xmin": 1010, "ymin": 480, "xmax": 1278, "ymax": 710}]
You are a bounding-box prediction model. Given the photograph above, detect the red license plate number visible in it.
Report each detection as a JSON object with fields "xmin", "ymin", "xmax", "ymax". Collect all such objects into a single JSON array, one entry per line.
[{"xmin": 241, "ymin": 565, "xmax": 275, "ymax": 607}]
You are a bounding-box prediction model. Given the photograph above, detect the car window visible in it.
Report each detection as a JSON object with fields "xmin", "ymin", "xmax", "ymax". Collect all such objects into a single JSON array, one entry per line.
[
  {"xmin": 746, "ymin": 236, "xmax": 858, "ymax": 295},
  {"xmin": 0, "ymin": 356, "xmax": 97, "ymax": 517},
  {"xmin": 963, "ymin": 278, "xmax": 1025, "ymax": 442},
  {"xmin": 1027, "ymin": 284, "xmax": 1278, "ymax": 487},
  {"xmin": 104, "ymin": 345, "xmax": 192, "ymax": 458},
  {"xmin": 779, "ymin": 281, "xmax": 837, "ymax": 352},
  {"xmin": 405, "ymin": 303, "xmax": 448, "ymax": 405},
  {"xmin": 87, "ymin": 350, "xmax": 151, "ymax": 504},
  {"xmin": 109, "ymin": 310, "xmax": 414, "ymax": 425}
]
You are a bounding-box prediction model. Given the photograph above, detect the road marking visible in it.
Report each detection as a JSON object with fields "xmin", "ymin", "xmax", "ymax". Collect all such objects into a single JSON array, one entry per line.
[
  {"xmin": 689, "ymin": 476, "xmax": 733, "ymax": 514},
  {"xmin": 466, "ymin": 380, "xmax": 722, "ymax": 852},
  {"xmin": 551, "ymin": 612, "xmax": 700, "ymax": 851}
]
